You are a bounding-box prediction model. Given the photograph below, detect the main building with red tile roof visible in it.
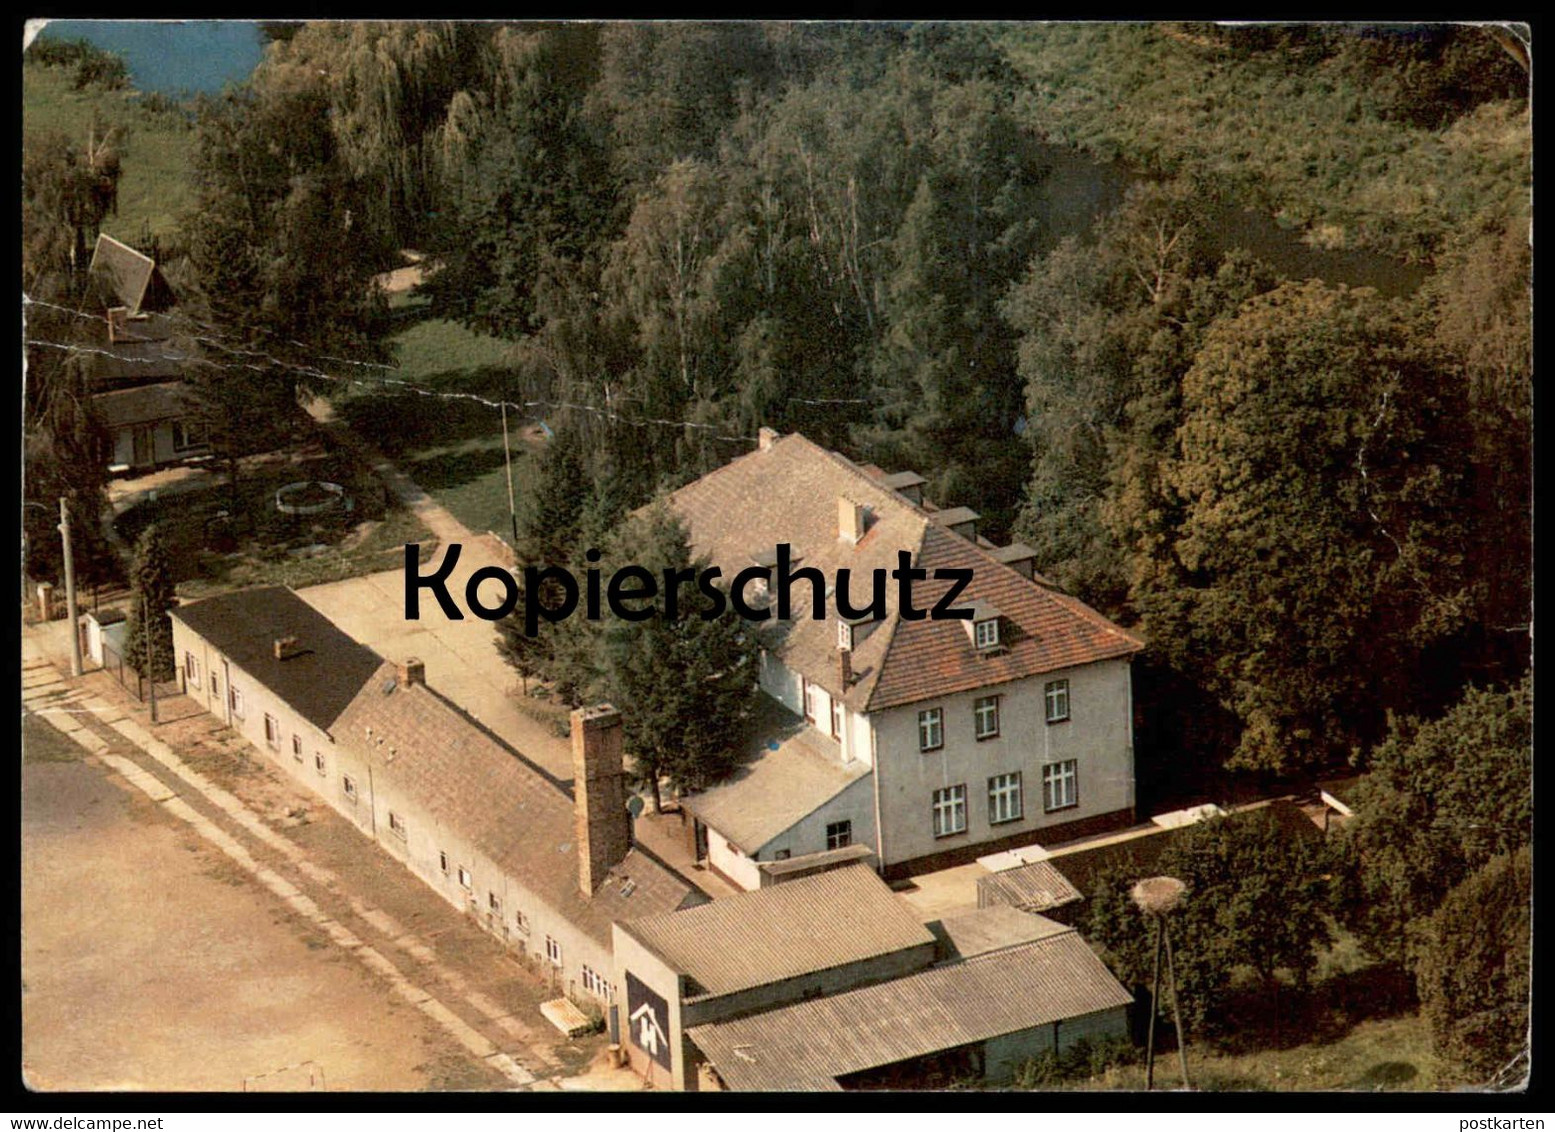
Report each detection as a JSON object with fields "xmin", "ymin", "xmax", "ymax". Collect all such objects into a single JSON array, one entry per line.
[{"xmin": 664, "ymin": 429, "xmax": 1146, "ymax": 881}]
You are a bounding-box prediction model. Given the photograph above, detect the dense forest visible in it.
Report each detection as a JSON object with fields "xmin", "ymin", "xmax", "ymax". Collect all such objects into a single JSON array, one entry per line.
[{"xmin": 24, "ymin": 22, "xmax": 1531, "ymax": 786}]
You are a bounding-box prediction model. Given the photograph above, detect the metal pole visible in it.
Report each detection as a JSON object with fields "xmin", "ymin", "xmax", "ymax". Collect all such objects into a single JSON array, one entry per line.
[
  {"xmin": 1164, "ymin": 921, "xmax": 1190, "ymax": 1091},
  {"xmin": 57, "ymin": 498, "xmax": 83, "ymax": 677},
  {"xmin": 501, "ymin": 401, "xmax": 519, "ymax": 547},
  {"xmin": 1145, "ymin": 915, "xmax": 1163, "ymax": 1090}
]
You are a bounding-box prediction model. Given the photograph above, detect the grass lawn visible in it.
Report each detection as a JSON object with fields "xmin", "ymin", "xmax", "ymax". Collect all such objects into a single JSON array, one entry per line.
[
  {"xmin": 115, "ymin": 435, "xmax": 439, "ymax": 599},
  {"xmin": 336, "ymin": 313, "xmax": 544, "ymax": 543},
  {"xmin": 1035, "ymin": 922, "xmax": 1445, "ymax": 1093},
  {"xmin": 1073, "ymin": 1012, "xmax": 1442, "ymax": 1093},
  {"xmin": 22, "ymin": 61, "xmax": 197, "ymax": 241}
]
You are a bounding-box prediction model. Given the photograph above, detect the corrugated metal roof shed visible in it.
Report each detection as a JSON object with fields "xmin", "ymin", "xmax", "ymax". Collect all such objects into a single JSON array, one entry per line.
[
  {"xmin": 930, "ymin": 905, "xmax": 1070, "ymax": 960},
  {"xmin": 976, "ymin": 859, "xmax": 1084, "ymax": 915},
  {"xmin": 621, "ymin": 864, "xmax": 934, "ymax": 998},
  {"xmin": 688, "ymin": 927, "xmax": 1133, "ymax": 1091}
]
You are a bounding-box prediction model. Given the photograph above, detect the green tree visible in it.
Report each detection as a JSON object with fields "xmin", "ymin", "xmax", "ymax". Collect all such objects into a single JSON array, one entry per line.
[
  {"xmin": 123, "ymin": 524, "xmax": 176, "ymax": 683},
  {"xmin": 493, "ymin": 571, "xmax": 569, "ymax": 698},
  {"xmin": 1332, "ymin": 676, "xmax": 1532, "ymax": 968},
  {"xmin": 595, "ymin": 502, "xmax": 762, "ymax": 811},
  {"xmin": 1086, "ymin": 809, "xmax": 1332, "ymax": 1031},
  {"xmin": 517, "ymin": 425, "xmax": 589, "ymax": 566},
  {"xmin": 185, "ymin": 79, "xmax": 391, "ymax": 375},
  {"xmin": 1139, "ymin": 281, "xmax": 1473, "ymax": 772},
  {"xmin": 1413, "ymin": 848, "xmax": 1531, "ymax": 1084},
  {"xmin": 22, "ymin": 123, "xmax": 122, "ymax": 290}
]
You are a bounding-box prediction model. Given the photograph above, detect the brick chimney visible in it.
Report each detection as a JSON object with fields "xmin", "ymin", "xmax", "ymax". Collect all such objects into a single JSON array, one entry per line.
[
  {"xmin": 572, "ymin": 704, "xmax": 630, "ymax": 896},
  {"xmin": 839, "ymin": 646, "xmax": 854, "ymax": 691},
  {"xmin": 273, "ymin": 636, "xmax": 303, "ymax": 660},
  {"xmin": 758, "ymin": 426, "xmax": 780, "ymax": 451},
  {"xmin": 107, "ymin": 306, "xmax": 128, "ymax": 343},
  {"xmin": 397, "ymin": 657, "xmax": 425, "ymax": 686},
  {"xmin": 838, "ymin": 497, "xmax": 867, "ymax": 544}
]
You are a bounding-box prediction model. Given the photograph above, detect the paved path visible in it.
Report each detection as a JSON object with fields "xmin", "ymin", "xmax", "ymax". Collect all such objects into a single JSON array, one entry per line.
[
  {"xmin": 21, "ymin": 625, "xmax": 601, "ymax": 1092},
  {"xmin": 299, "ymin": 396, "xmax": 576, "ymax": 782}
]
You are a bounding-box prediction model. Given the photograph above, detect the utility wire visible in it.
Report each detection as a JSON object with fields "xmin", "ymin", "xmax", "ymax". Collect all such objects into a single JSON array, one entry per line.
[{"xmin": 23, "ymin": 292, "xmax": 874, "ymax": 444}]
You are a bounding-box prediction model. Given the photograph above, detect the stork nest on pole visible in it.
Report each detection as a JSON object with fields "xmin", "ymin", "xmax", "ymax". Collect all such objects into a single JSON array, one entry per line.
[{"xmin": 1130, "ymin": 875, "xmax": 1187, "ymax": 916}]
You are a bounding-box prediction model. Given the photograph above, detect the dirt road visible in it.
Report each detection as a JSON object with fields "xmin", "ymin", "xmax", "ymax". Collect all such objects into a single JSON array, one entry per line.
[{"xmin": 21, "ymin": 714, "xmax": 499, "ymax": 1092}]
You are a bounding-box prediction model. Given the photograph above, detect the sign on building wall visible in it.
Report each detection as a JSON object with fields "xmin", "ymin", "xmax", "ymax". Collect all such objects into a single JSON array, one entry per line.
[{"xmin": 626, "ymin": 971, "xmax": 672, "ymax": 1071}]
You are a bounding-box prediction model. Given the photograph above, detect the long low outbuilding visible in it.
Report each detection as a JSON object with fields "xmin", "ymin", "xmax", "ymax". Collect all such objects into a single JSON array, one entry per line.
[{"xmin": 169, "ymin": 584, "xmax": 704, "ymax": 1014}]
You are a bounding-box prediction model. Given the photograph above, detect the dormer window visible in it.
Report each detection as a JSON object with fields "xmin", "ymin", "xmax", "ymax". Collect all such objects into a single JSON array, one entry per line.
[{"xmin": 963, "ymin": 599, "xmax": 1003, "ymax": 652}]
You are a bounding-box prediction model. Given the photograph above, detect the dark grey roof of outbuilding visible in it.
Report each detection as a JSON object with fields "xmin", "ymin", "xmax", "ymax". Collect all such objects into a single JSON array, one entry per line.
[
  {"xmin": 170, "ymin": 585, "xmax": 383, "ymax": 732},
  {"xmin": 688, "ymin": 926, "xmax": 1133, "ymax": 1091},
  {"xmin": 91, "ymin": 381, "xmax": 196, "ymax": 429},
  {"xmin": 621, "ymin": 865, "xmax": 935, "ymax": 998}
]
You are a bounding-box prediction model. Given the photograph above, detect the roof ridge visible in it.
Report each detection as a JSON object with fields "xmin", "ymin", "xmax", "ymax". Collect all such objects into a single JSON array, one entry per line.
[{"xmin": 921, "ymin": 521, "xmax": 1146, "ymax": 648}]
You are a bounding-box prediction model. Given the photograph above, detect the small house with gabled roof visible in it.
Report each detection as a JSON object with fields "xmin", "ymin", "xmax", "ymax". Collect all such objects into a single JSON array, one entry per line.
[{"xmin": 79, "ymin": 233, "xmax": 209, "ymax": 472}]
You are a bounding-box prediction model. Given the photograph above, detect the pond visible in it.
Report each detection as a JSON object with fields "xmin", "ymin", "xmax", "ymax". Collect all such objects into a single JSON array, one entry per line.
[
  {"xmin": 1034, "ymin": 142, "xmax": 1430, "ymax": 296},
  {"xmin": 31, "ymin": 19, "xmax": 267, "ymax": 97}
]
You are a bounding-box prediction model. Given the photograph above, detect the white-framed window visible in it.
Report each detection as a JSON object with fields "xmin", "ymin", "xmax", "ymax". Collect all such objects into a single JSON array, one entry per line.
[
  {"xmin": 314, "ymin": 752, "xmax": 327, "ymax": 776},
  {"xmin": 932, "ymin": 784, "xmax": 967, "ymax": 838},
  {"xmin": 1043, "ymin": 760, "xmax": 1078, "ymax": 812},
  {"xmin": 457, "ymin": 866, "xmax": 473, "ymax": 890},
  {"xmin": 1045, "ymin": 679, "xmax": 1071, "ymax": 724},
  {"xmin": 804, "ymin": 680, "xmax": 819, "ymax": 724},
  {"xmin": 489, "ymin": 892, "xmax": 502, "ymax": 916},
  {"xmin": 826, "ymin": 820, "xmax": 852, "ymax": 850},
  {"xmin": 264, "ymin": 713, "xmax": 280, "ymax": 748},
  {"xmin": 545, "ymin": 936, "xmax": 562, "ymax": 967},
  {"xmin": 184, "ymin": 651, "xmax": 200, "ymax": 689},
  {"xmin": 989, "ymin": 772, "xmax": 1023, "ymax": 825},
  {"xmin": 582, "ymin": 964, "xmax": 611, "ymax": 999},
  {"xmin": 389, "ymin": 811, "xmax": 407, "ymax": 839},
  {"xmin": 974, "ymin": 695, "xmax": 1000, "ymax": 739},
  {"xmin": 918, "ymin": 707, "xmax": 944, "ymax": 752},
  {"xmin": 837, "ymin": 619, "xmax": 852, "ymax": 650},
  {"xmin": 292, "ymin": 735, "xmax": 303, "ymax": 762},
  {"xmin": 227, "ymin": 682, "xmax": 243, "ymax": 718},
  {"xmin": 831, "ymin": 698, "xmax": 844, "ymax": 740},
  {"xmin": 439, "ymin": 851, "xmax": 450, "ymax": 875},
  {"xmin": 974, "ymin": 617, "xmax": 1000, "ymax": 650},
  {"xmin": 171, "ymin": 419, "xmax": 208, "ymax": 453},
  {"xmin": 342, "ymin": 775, "xmax": 357, "ymax": 801},
  {"xmin": 514, "ymin": 909, "xmax": 529, "ymax": 934}
]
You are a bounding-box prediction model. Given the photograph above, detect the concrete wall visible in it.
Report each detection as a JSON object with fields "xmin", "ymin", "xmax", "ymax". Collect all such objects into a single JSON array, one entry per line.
[
  {"xmin": 871, "ymin": 657, "xmax": 1135, "ymax": 871},
  {"xmin": 172, "ymin": 620, "xmax": 337, "ymax": 797},
  {"xmin": 355, "ymin": 756, "xmax": 616, "ymax": 1008},
  {"xmin": 706, "ymin": 826, "xmax": 763, "ymax": 891},
  {"xmin": 759, "ymin": 652, "xmax": 872, "ymax": 768},
  {"xmin": 680, "ymin": 939, "xmax": 937, "ymax": 1032}
]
